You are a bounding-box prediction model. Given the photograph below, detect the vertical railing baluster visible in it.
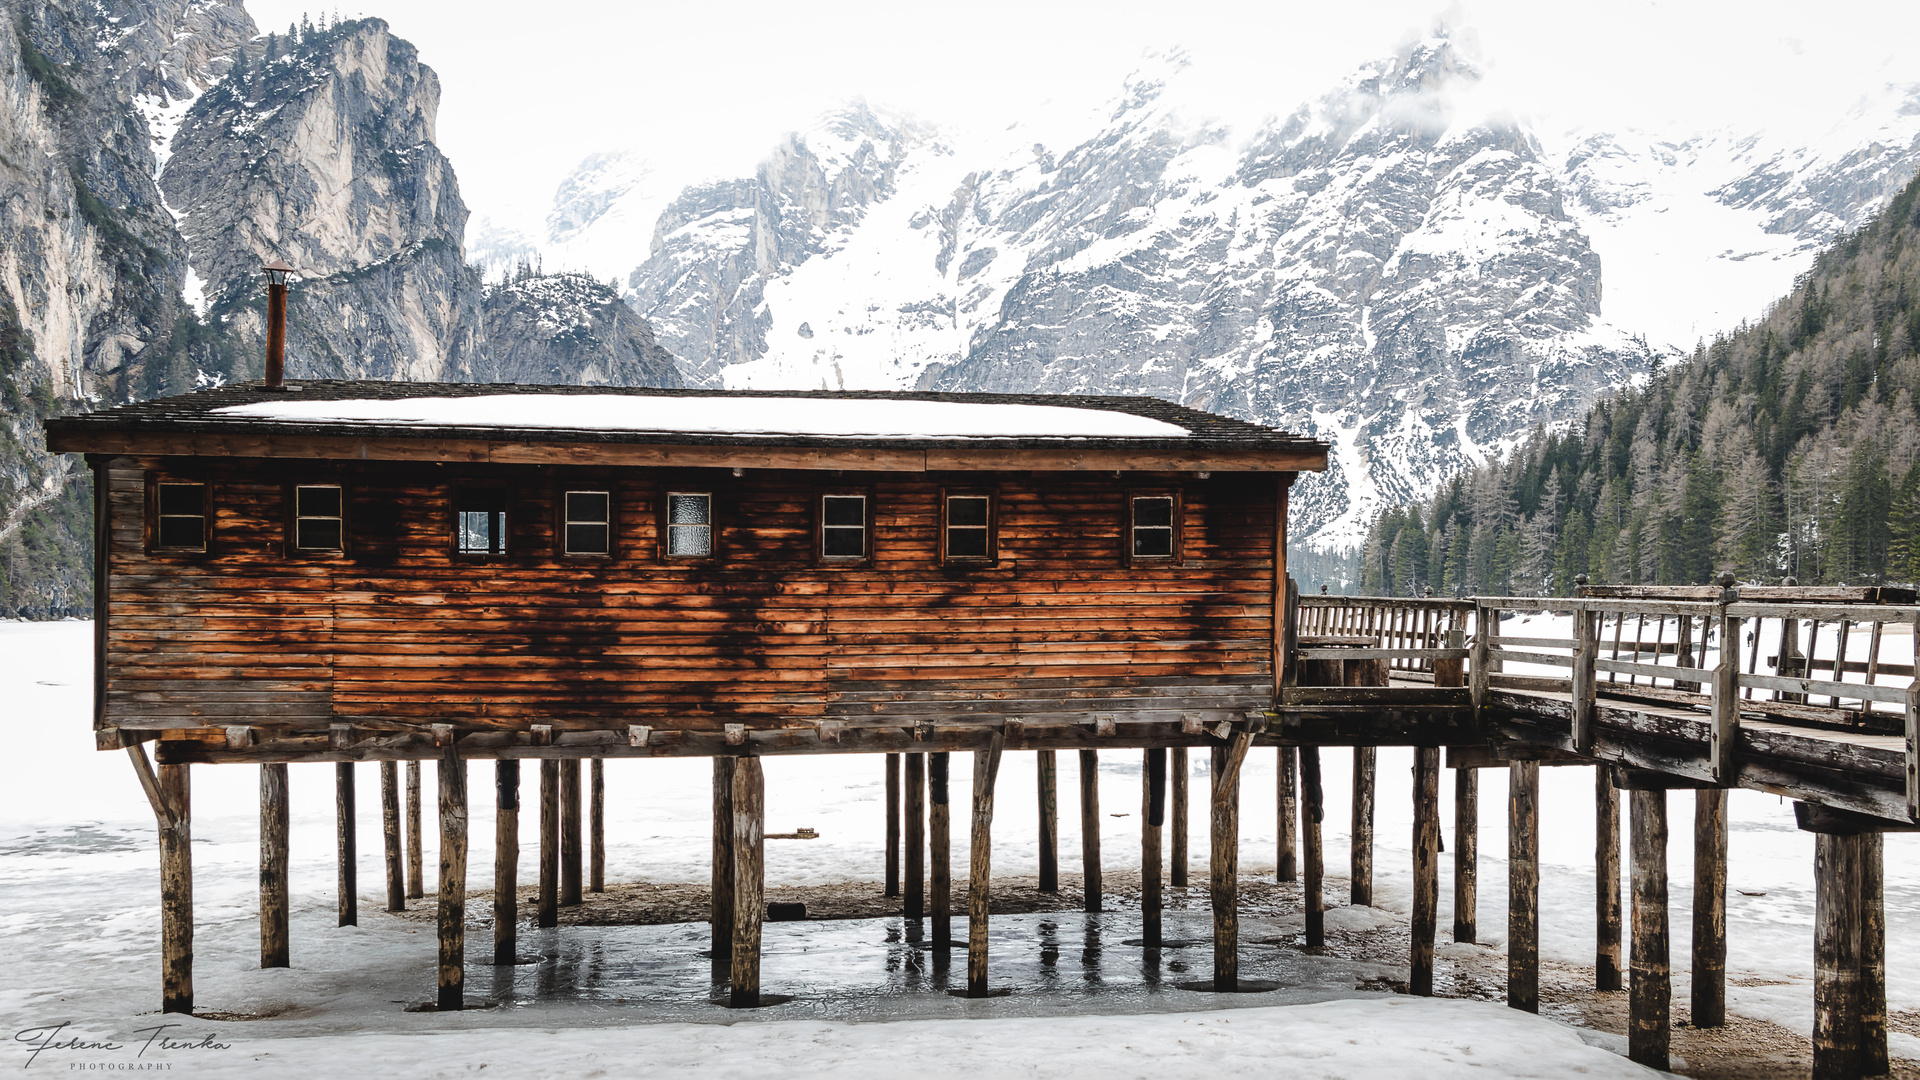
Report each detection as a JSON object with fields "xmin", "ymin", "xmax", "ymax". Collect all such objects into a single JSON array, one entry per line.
[
  {"xmin": 1862, "ymin": 621, "xmax": 1885, "ymax": 720},
  {"xmin": 1832, "ymin": 619, "xmax": 1852, "ymax": 709}
]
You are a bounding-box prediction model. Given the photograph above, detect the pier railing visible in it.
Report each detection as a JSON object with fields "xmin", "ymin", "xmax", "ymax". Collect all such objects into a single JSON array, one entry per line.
[{"xmin": 1289, "ymin": 583, "xmax": 1920, "ymax": 817}]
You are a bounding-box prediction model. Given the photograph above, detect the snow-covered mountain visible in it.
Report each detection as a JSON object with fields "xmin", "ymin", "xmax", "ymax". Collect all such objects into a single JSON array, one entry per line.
[{"xmin": 540, "ymin": 31, "xmax": 1920, "ymax": 549}]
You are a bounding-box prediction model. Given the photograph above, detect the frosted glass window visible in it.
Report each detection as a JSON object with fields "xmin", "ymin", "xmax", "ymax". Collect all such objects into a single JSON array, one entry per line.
[
  {"xmin": 564, "ymin": 490, "xmax": 611, "ymax": 556},
  {"xmin": 667, "ymin": 493, "xmax": 712, "ymax": 557},
  {"xmin": 822, "ymin": 495, "xmax": 867, "ymax": 559},
  {"xmin": 294, "ymin": 485, "xmax": 344, "ymax": 551},
  {"xmin": 1131, "ymin": 496, "xmax": 1174, "ymax": 559}
]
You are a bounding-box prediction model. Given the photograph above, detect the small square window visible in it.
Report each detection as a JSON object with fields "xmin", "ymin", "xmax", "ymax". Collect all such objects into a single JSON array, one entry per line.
[
  {"xmin": 294, "ymin": 485, "xmax": 344, "ymax": 551},
  {"xmin": 945, "ymin": 494, "xmax": 991, "ymax": 560},
  {"xmin": 155, "ymin": 482, "xmax": 206, "ymax": 550},
  {"xmin": 564, "ymin": 491, "xmax": 611, "ymax": 556},
  {"xmin": 1131, "ymin": 495, "xmax": 1175, "ymax": 559},
  {"xmin": 456, "ymin": 493, "xmax": 507, "ymax": 556},
  {"xmin": 667, "ymin": 492, "xmax": 712, "ymax": 557},
  {"xmin": 822, "ymin": 495, "xmax": 867, "ymax": 559}
]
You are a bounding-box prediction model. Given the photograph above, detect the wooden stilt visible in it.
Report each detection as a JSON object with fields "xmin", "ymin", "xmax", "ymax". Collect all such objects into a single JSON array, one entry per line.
[
  {"xmin": 538, "ymin": 759, "xmax": 559, "ymax": 929},
  {"xmin": 1142, "ymin": 748, "xmax": 1166, "ymax": 947},
  {"xmin": 1351, "ymin": 746, "xmax": 1375, "ymax": 906},
  {"xmin": 1036, "ymin": 750, "xmax": 1059, "ymax": 893},
  {"xmin": 1863, "ymin": 832, "xmax": 1888, "ymax": 1077},
  {"xmin": 405, "ymin": 760, "xmax": 423, "ymax": 899},
  {"xmin": 1508, "ymin": 760, "xmax": 1540, "ymax": 1013},
  {"xmin": 885, "ymin": 753, "xmax": 901, "ymax": 898},
  {"xmin": 729, "ymin": 756, "xmax": 766, "ymax": 1008},
  {"xmin": 1276, "ymin": 746, "xmax": 1298, "ymax": 882},
  {"xmin": 381, "ymin": 761, "xmax": 404, "ymax": 912},
  {"xmin": 905, "ymin": 753, "xmax": 926, "ymax": 921},
  {"xmin": 968, "ymin": 735, "xmax": 1006, "ymax": 998},
  {"xmin": 930, "ymin": 752, "xmax": 952, "ymax": 951},
  {"xmin": 436, "ymin": 742, "xmax": 468, "ymax": 1012},
  {"xmin": 1302, "ymin": 746, "xmax": 1325, "ymax": 947},
  {"xmin": 1597, "ymin": 767, "xmax": 1623, "ymax": 991},
  {"xmin": 1453, "ymin": 766, "xmax": 1478, "ymax": 944},
  {"xmin": 1411, "ymin": 746, "xmax": 1440, "ymax": 996},
  {"xmin": 1079, "ymin": 749, "xmax": 1102, "ymax": 911},
  {"xmin": 589, "ymin": 757, "xmax": 605, "ymax": 894},
  {"xmin": 560, "ymin": 759, "xmax": 582, "ymax": 906},
  {"xmin": 158, "ymin": 760, "xmax": 192, "ymax": 1014},
  {"xmin": 336, "ymin": 762, "xmax": 357, "ymax": 926},
  {"xmin": 1210, "ymin": 733, "xmax": 1253, "ymax": 990},
  {"xmin": 710, "ymin": 757, "xmax": 735, "ymax": 958},
  {"xmin": 493, "ymin": 760, "xmax": 519, "ymax": 967},
  {"xmin": 1813, "ymin": 832, "xmax": 1865, "ymax": 1080},
  {"xmin": 260, "ymin": 763, "xmax": 289, "ymax": 969},
  {"xmin": 1692, "ymin": 788, "xmax": 1728, "ymax": 1027},
  {"xmin": 1629, "ymin": 787, "xmax": 1670, "ymax": 1070},
  {"xmin": 1171, "ymin": 747, "xmax": 1190, "ymax": 888}
]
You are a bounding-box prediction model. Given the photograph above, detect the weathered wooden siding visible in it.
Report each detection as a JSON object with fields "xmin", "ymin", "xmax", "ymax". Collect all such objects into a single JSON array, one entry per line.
[{"xmin": 101, "ymin": 458, "xmax": 1276, "ymax": 740}]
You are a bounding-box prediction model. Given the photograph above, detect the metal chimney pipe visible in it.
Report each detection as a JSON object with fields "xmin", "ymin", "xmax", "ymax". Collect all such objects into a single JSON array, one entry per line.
[{"xmin": 262, "ymin": 259, "xmax": 294, "ymax": 388}]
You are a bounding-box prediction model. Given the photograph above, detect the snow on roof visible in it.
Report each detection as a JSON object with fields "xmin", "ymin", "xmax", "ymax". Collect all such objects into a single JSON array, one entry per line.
[{"xmin": 212, "ymin": 394, "xmax": 1192, "ymax": 440}]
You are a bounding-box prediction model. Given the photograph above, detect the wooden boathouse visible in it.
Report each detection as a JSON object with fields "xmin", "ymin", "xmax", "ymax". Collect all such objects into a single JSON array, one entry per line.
[{"xmin": 45, "ymin": 374, "xmax": 1920, "ymax": 1079}]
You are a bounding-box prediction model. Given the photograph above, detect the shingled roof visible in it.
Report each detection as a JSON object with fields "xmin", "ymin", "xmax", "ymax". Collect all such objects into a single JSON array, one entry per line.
[{"xmin": 46, "ymin": 381, "xmax": 1329, "ymax": 471}]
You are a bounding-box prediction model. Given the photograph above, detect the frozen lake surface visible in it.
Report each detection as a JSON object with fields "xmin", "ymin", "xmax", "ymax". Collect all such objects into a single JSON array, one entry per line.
[{"xmin": 3, "ymin": 617, "xmax": 1916, "ymax": 1074}]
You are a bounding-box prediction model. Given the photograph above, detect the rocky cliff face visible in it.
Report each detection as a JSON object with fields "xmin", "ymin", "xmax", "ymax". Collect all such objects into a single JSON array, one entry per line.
[
  {"xmin": 163, "ymin": 17, "xmax": 484, "ymax": 382},
  {"xmin": 481, "ymin": 272, "xmax": 681, "ymax": 387}
]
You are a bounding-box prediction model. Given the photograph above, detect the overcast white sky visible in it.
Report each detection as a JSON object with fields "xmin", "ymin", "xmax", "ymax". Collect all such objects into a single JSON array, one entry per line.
[{"xmin": 247, "ymin": 0, "xmax": 1920, "ymax": 234}]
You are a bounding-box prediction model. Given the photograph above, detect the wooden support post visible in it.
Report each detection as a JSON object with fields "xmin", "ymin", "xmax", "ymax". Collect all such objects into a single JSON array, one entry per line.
[
  {"xmin": 885, "ymin": 753, "xmax": 901, "ymax": 898},
  {"xmin": 1573, "ymin": 604, "xmax": 1598, "ymax": 753},
  {"xmin": 1508, "ymin": 759, "xmax": 1540, "ymax": 1013},
  {"xmin": 1276, "ymin": 746, "xmax": 1298, "ymax": 882},
  {"xmin": 335, "ymin": 762, "xmax": 357, "ymax": 926},
  {"xmin": 905, "ymin": 753, "xmax": 926, "ymax": 921},
  {"xmin": 1813, "ymin": 832, "xmax": 1864, "ymax": 1080},
  {"xmin": 589, "ymin": 757, "xmax": 605, "ymax": 894},
  {"xmin": 260, "ymin": 763, "xmax": 289, "ymax": 969},
  {"xmin": 1302, "ymin": 747, "xmax": 1325, "ymax": 947},
  {"xmin": 381, "ymin": 761, "xmax": 404, "ymax": 913},
  {"xmin": 710, "ymin": 757, "xmax": 735, "ymax": 958},
  {"xmin": 1079, "ymin": 749, "xmax": 1102, "ymax": 912},
  {"xmin": 538, "ymin": 759, "xmax": 559, "ymax": 929},
  {"xmin": 1629, "ymin": 787, "xmax": 1671, "ymax": 1070},
  {"xmin": 730, "ymin": 756, "xmax": 766, "ymax": 1008},
  {"xmin": 1351, "ymin": 746, "xmax": 1375, "ymax": 906},
  {"xmin": 1863, "ymin": 832, "xmax": 1888, "ymax": 1077},
  {"xmin": 560, "ymin": 759, "xmax": 582, "ymax": 906},
  {"xmin": 1712, "ymin": 610, "xmax": 1742, "ymax": 783},
  {"xmin": 1471, "ymin": 603, "xmax": 1492, "ymax": 713},
  {"xmin": 1142, "ymin": 748, "xmax": 1166, "ymax": 948},
  {"xmin": 968, "ymin": 735, "xmax": 1006, "ymax": 998},
  {"xmin": 154, "ymin": 760, "xmax": 192, "ymax": 1014},
  {"xmin": 1692, "ymin": 787, "xmax": 1728, "ymax": 1028},
  {"xmin": 1411, "ymin": 746, "xmax": 1440, "ymax": 996},
  {"xmin": 1597, "ymin": 767, "xmax": 1623, "ymax": 992},
  {"xmin": 494, "ymin": 760, "xmax": 519, "ymax": 967},
  {"xmin": 405, "ymin": 760, "xmax": 424, "ymax": 899},
  {"xmin": 436, "ymin": 742, "xmax": 468, "ymax": 1012},
  {"xmin": 1171, "ymin": 747, "xmax": 1190, "ymax": 888},
  {"xmin": 1210, "ymin": 733, "xmax": 1253, "ymax": 990},
  {"xmin": 930, "ymin": 752, "xmax": 952, "ymax": 951},
  {"xmin": 1453, "ymin": 766, "xmax": 1478, "ymax": 944},
  {"xmin": 1037, "ymin": 750, "xmax": 1059, "ymax": 893}
]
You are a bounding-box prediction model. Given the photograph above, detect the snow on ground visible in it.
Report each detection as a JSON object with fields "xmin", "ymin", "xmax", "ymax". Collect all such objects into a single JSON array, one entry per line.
[
  {"xmin": 210, "ymin": 395, "xmax": 1192, "ymax": 439},
  {"xmin": 3, "ymin": 616, "xmax": 1916, "ymax": 1074}
]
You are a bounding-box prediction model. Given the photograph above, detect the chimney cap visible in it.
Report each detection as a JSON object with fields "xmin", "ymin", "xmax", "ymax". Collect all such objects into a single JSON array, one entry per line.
[{"xmin": 262, "ymin": 259, "xmax": 296, "ymax": 285}]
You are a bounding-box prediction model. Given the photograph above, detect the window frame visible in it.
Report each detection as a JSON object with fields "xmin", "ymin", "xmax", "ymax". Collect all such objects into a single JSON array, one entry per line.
[
  {"xmin": 147, "ymin": 476, "xmax": 210, "ymax": 555},
  {"xmin": 287, "ymin": 482, "xmax": 348, "ymax": 556},
  {"xmin": 451, "ymin": 488, "xmax": 511, "ymax": 560},
  {"xmin": 558, "ymin": 488, "xmax": 615, "ymax": 560},
  {"xmin": 816, "ymin": 489, "xmax": 874, "ymax": 565},
  {"xmin": 659, "ymin": 490, "xmax": 717, "ymax": 561},
  {"xmin": 1125, "ymin": 488, "xmax": 1183, "ymax": 566},
  {"xmin": 939, "ymin": 488, "xmax": 997, "ymax": 565}
]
